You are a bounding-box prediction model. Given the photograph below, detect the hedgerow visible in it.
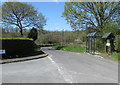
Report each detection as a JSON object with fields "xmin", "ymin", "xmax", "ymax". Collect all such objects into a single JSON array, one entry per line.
[
  {"xmin": 1, "ymin": 38, "xmax": 36, "ymax": 59},
  {"xmin": 114, "ymin": 35, "xmax": 120, "ymax": 52},
  {"xmin": 0, "ymin": 38, "xmax": 33, "ymax": 40}
]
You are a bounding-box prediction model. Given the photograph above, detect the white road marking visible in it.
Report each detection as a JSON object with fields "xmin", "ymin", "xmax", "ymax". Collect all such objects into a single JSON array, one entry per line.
[{"xmin": 48, "ymin": 55, "xmax": 75, "ymax": 83}]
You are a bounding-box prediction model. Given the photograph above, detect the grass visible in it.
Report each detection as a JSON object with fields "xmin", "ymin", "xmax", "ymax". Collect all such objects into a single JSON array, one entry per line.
[
  {"xmin": 52, "ymin": 45, "xmax": 65, "ymax": 50},
  {"xmin": 100, "ymin": 50, "xmax": 120, "ymax": 61},
  {"xmin": 53, "ymin": 45, "xmax": 86, "ymax": 53},
  {"xmin": 53, "ymin": 45, "xmax": 120, "ymax": 61},
  {"xmin": 111, "ymin": 52, "xmax": 120, "ymax": 61}
]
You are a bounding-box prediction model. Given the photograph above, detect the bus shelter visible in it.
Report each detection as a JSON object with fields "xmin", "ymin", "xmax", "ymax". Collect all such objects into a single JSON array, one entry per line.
[{"xmin": 86, "ymin": 32, "xmax": 101, "ymax": 54}]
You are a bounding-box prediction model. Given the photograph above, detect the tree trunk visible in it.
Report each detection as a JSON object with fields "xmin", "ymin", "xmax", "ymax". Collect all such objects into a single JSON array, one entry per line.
[{"xmin": 20, "ymin": 28, "xmax": 23, "ymax": 37}]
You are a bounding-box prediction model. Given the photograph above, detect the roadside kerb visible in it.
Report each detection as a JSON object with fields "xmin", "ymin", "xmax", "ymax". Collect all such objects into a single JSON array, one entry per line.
[
  {"xmin": 1, "ymin": 54, "xmax": 48, "ymax": 64},
  {"xmin": 41, "ymin": 47, "xmax": 50, "ymax": 55}
]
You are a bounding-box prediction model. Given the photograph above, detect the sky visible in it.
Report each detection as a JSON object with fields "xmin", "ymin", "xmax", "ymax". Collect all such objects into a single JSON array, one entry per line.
[{"xmin": 28, "ymin": 2, "xmax": 72, "ymax": 31}]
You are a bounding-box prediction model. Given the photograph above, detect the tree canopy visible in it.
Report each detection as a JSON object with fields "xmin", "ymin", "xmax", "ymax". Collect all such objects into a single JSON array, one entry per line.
[
  {"xmin": 63, "ymin": 2, "xmax": 119, "ymax": 31},
  {"xmin": 2, "ymin": 2, "xmax": 46, "ymax": 36}
]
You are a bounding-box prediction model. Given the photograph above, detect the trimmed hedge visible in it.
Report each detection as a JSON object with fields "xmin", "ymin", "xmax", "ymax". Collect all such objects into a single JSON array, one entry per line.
[
  {"xmin": 1, "ymin": 38, "xmax": 36, "ymax": 59},
  {"xmin": 0, "ymin": 38, "xmax": 33, "ymax": 40}
]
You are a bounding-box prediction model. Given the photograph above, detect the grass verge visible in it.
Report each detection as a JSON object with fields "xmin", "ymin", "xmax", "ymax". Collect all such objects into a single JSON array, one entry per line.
[
  {"xmin": 53, "ymin": 45, "xmax": 120, "ymax": 61},
  {"xmin": 111, "ymin": 52, "xmax": 120, "ymax": 61},
  {"xmin": 100, "ymin": 50, "xmax": 120, "ymax": 61}
]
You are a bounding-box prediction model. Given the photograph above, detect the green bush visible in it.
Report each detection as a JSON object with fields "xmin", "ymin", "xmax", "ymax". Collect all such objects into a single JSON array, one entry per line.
[
  {"xmin": 114, "ymin": 35, "xmax": 120, "ymax": 52},
  {"xmin": 1, "ymin": 38, "xmax": 36, "ymax": 59},
  {"xmin": 28, "ymin": 27, "xmax": 38, "ymax": 41}
]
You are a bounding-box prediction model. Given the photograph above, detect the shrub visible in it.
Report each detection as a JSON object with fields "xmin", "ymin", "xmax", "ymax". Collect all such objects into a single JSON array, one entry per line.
[
  {"xmin": 1, "ymin": 38, "xmax": 36, "ymax": 59},
  {"xmin": 114, "ymin": 35, "xmax": 120, "ymax": 52},
  {"xmin": 28, "ymin": 27, "xmax": 38, "ymax": 41}
]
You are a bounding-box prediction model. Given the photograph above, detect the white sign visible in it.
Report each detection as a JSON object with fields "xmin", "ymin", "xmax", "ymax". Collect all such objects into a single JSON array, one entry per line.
[
  {"xmin": 0, "ymin": 50, "xmax": 5, "ymax": 54},
  {"xmin": 106, "ymin": 43, "xmax": 110, "ymax": 46}
]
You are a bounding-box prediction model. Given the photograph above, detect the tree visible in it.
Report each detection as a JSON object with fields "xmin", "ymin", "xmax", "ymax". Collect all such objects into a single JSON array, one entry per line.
[
  {"xmin": 2, "ymin": 2, "xmax": 46, "ymax": 36},
  {"xmin": 28, "ymin": 27, "xmax": 38, "ymax": 41},
  {"xmin": 63, "ymin": 2, "xmax": 119, "ymax": 31},
  {"xmin": 102, "ymin": 21, "xmax": 120, "ymax": 35},
  {"xmin": 31, "ymin": 13, "xmax": 47, "ymax": 39},
  {"xmin": 32, "ymin": 13, "xmax": 46, "ymax": 30}
]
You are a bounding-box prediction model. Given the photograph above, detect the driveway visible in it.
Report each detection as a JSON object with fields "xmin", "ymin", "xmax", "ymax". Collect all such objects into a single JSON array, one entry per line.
[{"xmin": 2, "ymin": 47, "xmax": 118, "ymax": 83}]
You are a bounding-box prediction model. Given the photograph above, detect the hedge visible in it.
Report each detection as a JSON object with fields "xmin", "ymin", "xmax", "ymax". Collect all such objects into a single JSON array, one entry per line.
[
  {"xmin": 0, "ymin": 38, "xmax": 36, "ymax": 59},
  {"xmin": 0, "ymin": 38, "xmax": 33, "ymax": 40},
  {"xmin": 114, "ymin": 35, "xmax": 120, "ymax": 52}
]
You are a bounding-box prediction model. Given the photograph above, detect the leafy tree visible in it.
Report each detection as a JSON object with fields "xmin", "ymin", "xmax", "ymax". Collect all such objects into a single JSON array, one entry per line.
[
  {"xmin": 63, "ymin": 2, "xmax": 119, "ymax": 31},
  {"xmin": 28, "ymin": 27, "xmax": 38, "ymax": 41},
  {"xmin": 102, "ymin": 21, "xmax": 120, "ymax": 35},
  {"xmin": 32, "ymin": 13, "xmax": 46, "ymax": 30},
  {"xmin": 2, "ymin": 2, "xmax": 46, "ymax": 36},
  {"xmin": 31, "ymin": 13, "xmax": 47, "ymax": 39}
]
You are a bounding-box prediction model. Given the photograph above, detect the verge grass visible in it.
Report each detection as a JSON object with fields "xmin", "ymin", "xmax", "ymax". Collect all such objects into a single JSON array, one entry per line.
[
  {"xmin": 53, "ymin": 45, "xmax": 120, "ymax": 61},
  {"xmin": 111, "ymin": 52, "xmax": 120, "ymax": 61},
  {"xmin": 100, "ymin": 50, "xmax": 120, "ymax": 61}
]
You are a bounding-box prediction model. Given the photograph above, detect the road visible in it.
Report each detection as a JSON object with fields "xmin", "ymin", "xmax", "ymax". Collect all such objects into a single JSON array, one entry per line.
[{"xmin": 2, "ymin": 47, "xmax": 118, "ymax": 83}]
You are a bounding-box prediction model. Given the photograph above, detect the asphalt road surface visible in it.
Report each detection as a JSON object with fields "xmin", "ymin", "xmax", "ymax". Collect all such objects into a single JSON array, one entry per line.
[{"xmin": 2, "ymin": 47, "xmax": 118, "ymax": 83}]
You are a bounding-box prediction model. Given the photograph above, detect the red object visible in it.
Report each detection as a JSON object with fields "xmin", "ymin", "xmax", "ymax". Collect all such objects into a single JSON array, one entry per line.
[{"xmin": 104, "ymin": 54, "xmax": 110, "ymax": 56}]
